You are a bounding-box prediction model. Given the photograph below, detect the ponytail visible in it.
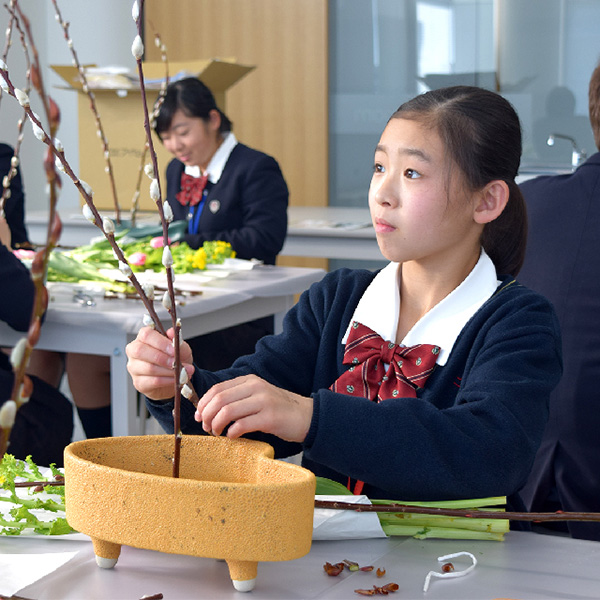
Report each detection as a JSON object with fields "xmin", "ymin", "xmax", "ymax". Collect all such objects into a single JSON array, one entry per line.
[{"xmin": 481, "ymin": 180, "xmax": 528, "ymax": 276}]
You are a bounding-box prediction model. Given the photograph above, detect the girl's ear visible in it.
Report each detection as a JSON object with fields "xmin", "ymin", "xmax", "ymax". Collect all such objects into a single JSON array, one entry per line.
[
  {"xmin": 208, "ymin": 108, "xmax": 222, "ymax": 132},
  {"xmin": 473, "ymin": 180, "xmax": 509, "ymax": 224}
]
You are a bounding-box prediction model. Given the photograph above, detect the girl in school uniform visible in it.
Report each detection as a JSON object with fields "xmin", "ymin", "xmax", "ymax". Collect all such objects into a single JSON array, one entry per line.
[
  {"xmin": 127, "ymin": 86, "xmax": 562, "ymax": 502},
  {"xmin": 155, "ymin": 77, "xmax": 288, "ymax": 264}
]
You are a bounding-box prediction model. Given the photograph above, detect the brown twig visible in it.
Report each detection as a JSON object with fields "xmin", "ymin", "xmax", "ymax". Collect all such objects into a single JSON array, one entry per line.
[
  {"xmin": 0, "ymin": 65, "xmax": 167, "ymax": 337},
  {"xmin": 314, "ymin": 499, "xmax": 600, "ymax": 523},
  {"xmin": 0, "ymin": 1, "xmax": 29, "ymax": 221},
  {"xmin": 130, "ymin": 31, "xmax": 169, "ymax": 227},
  {"xmin": 51, "ymin": 0, "xmax": 121, "ymax": 223},
  {"xmin": 132, "ymin": 0, "xmax": 191, "ymax": 477}
]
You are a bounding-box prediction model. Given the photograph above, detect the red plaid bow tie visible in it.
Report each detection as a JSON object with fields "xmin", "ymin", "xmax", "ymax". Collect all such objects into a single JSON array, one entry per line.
[
  {"xmin": 331, "ymin": 321, "xmax": 440, "ymax": 403},
  {"xmin": 176, "ymin": 172, "xmax": 209, "ymax": 207},
  {"xmin": 330, "ymin": 321, "xmax": 440, "ymax": 495}
]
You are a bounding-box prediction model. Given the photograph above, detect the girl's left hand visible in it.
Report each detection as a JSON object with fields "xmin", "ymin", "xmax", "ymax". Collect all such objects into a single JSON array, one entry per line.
[{"xmin": 195, "ymin": 375, "xmax": 313, "ymax": 443}]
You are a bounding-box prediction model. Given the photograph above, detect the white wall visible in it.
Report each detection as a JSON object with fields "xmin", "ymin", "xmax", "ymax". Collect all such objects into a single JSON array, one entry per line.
[{"xmin": 0, "ymin": 0, "xmax": 135, "ymax": 216}]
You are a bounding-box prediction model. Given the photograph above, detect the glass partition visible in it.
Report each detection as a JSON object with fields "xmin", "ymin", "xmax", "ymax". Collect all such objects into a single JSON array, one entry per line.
[{"xmin": 329, "ymin": 0, "xmax": 600, "ymax": 209}]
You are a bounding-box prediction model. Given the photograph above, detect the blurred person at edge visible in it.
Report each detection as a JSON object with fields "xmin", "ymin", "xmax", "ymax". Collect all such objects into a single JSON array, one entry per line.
[{"xmin": 517, "ymin": 61, "xmax": 600, "ymax": 541}]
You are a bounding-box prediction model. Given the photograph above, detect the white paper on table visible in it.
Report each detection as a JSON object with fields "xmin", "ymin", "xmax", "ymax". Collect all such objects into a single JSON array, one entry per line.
[
  {"xmin": 313, "ymin": 495, "xmax": 387, "ymax": 540},
  {"xmin": 0, "ymin": 551, "xmax": 79, "ymax": 596}
]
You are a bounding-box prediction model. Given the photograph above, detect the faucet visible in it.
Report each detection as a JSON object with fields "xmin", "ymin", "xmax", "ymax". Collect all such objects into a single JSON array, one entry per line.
[{"xmin": 547, "ymin": 133, "xmax": 587, "ymax": 170}]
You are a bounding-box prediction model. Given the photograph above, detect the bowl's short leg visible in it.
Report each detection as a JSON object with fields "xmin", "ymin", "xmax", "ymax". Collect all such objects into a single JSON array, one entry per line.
[
  {"xmin": 226, "ymin": 559, "xmax": 258, "ymax": 592},
  {"xmin": 91, "ymin": 537, "xmax": 121, "ymax": 569}
]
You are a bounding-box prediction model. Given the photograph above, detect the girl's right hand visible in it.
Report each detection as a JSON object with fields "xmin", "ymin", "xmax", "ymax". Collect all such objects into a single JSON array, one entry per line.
[{"xmin": 126, "ymin": 326, "xmax": 195, "ymax": 401}]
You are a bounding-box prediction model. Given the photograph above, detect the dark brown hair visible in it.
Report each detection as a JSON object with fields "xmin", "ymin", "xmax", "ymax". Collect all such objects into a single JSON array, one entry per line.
[
  {"xmin": 391, "ymin": 86, "xmax": 527, "ymax": 276},
  {"xmin": 154, "ymin": 77, "xmax": 232, "ymax": 136},
  {"xmin": 589, "ymin": 61, "xmax": 600, "ymax": 150}
]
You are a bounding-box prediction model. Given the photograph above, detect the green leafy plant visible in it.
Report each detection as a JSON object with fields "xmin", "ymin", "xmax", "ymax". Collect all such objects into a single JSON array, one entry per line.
[{"xmin": 0, "ymin": 454, "xmax": 74, "ymax": 535}]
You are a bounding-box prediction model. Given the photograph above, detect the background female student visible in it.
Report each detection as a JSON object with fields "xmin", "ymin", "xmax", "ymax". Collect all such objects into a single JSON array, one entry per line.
[
  {"xmin": 155, "ymin": 77, "xmax": 288, "ymax": 264},
  {"xmin": 126, "ymin": 86, "xmax": 562, "ymax": 504}
]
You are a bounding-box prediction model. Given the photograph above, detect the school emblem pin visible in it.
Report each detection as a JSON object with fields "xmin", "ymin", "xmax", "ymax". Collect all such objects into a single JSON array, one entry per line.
[{"xmin": 208, "ymin": 199, "xmax": 220, "ymax": 214}]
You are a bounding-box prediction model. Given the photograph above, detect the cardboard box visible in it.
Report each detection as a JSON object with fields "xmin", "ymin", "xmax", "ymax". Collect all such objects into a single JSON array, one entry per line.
[{"xmin": 52, "ymin": 59, "xmax": 255, "ymax": 213}]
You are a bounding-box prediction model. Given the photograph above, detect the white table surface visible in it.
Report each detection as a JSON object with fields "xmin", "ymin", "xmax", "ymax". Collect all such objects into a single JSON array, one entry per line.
[
  {"xmin": 0, "ymin": 265, "xmax": 325, "ymax": 437},
  {"xmin": 3, "ymin": 530, "xmax": 600, "ymax": 599}
]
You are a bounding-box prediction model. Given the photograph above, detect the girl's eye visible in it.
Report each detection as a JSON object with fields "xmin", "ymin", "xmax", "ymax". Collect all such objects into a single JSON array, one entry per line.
[
  {"xmin": 404, "ymin": 168, "xmax": 421, "ymax": 179},
  {"xmin": 373, "ymin": 163, "xmax": 385, "ymax": 173}
]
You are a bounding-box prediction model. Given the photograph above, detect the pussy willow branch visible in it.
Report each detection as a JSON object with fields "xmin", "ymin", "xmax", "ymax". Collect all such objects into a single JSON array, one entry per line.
[
  {"xmin": 51, "ymin": 0, "xmax": 121, "ymax": 224},
  {"xmin": 130, "ymin": 31, "xmax": 169, "ymax": 227},
  {"xmin": 0, "ymin": 0, "xmax": 60, "ymax": 455},
  {"xmin": 0, "ymin": 2, "xmax": 30, "ymax": 221},
  {"xmin": 133, "ymin": 0, "xmax": 188, "ymax": 478},
  {"xmin": 0, "ymin": 66, "xmax": 167, "ymax": 338},
  {"xmin": 0, "ymin": 0, "xmax": 16, "ymax": 110},
  {"xmin": 10, "ymin": 2, "xmax": 62, "ymax": 254},
  {"xmin": 314, "ymin": 499, "xmax": 600, "ymax": 523}
]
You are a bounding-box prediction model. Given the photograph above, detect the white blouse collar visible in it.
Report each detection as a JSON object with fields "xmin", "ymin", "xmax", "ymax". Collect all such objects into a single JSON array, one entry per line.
[
  {"xmin": 184, "ymin": 132, "xmax": 238, "ymax": 183},
  {"xmin": 342, "ymin": 250, "xmax": 499, "ymax": 366}
]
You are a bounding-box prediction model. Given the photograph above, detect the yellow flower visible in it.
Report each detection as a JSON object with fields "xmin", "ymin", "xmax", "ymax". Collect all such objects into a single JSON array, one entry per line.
[{"xmin": 192, "ymin": 248, "xmax": 207, "ymax": 270}]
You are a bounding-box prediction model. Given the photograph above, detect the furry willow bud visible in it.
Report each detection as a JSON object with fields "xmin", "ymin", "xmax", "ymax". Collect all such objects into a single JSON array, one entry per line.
[
  {"xmin": 149, "ymin": 178, "xmax": 160, "ymax": 201},
  {"xmin": 162, "ymin": 291, "xmax": 172, "ymax": 311},
  {"xmin": 163, "ymin": 201, "xmax": 174, "ymax": 223},
  {"xmin": 144, "ymin": 163, "xmax": 154, "ymax": 179},
  {"xmin": 102, "ymin": 217, "xmax": 115, "ymax": 234},
  {"xmin": 9, "ymin": 338, "xmax": 27, "ymax": 369},
  {"xmin": 131, "ymin": 35, "xmax": 144, "ymax": 61},
  {"xmin": 80, "ymin": 180, "xmax": 93, "ymax": 198},
  {"xmin": 142, "ymin": 283, "xmax": 155, "ymax": 300},
  {"xmin": 119, "ymin": 261, "xmax": 133, "ymax": 277},
  {"xmin": 179, "ymin": 367, "xmax": 189, "ymax": 385},
  {"xmin": 0, "ymin": 400, "xmax": 17, "ymax": 428},
  {"xmin": 14, "ymin": 88, "xmax": 29, "ymax": 107},
  {"xmin": 82, "ymin": 204, "xmax": 95, "ymax": 223},
  {"xmin": 131, "ymin": 0, "xmax": 140, "ymax": 22},
  {"xmin": 29, "ymin": 114, "xmax": 45, "ymax": 141},
  {"xmin": 142, "ymin": 314, "xmax": 155, "ymax": 328},
  {"xmin": 162, "ymin": 245, "xmax": 173, "ymax": 267}
]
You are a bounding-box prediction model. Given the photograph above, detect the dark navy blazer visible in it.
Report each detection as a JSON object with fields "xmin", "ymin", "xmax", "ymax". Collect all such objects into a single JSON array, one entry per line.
[
  {"xmin": 164, "ymin": 142, "xmax": 288, "ymax": 264},
  {"xmin": 517, "ymin": 152, "xmax": 600, "ymax": 540},
  {"xmin": 0, "ymin": 143, "xmax": 29, "ymax": 247}
]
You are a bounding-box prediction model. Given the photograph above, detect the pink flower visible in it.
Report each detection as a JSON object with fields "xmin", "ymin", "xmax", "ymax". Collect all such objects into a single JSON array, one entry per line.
[
  {"xmin": 128, "ymin": 252, "xmax": 147, "ymax": 266},
  {"xmin": 150, "ymin": 236, "xmax": 171, "ymax": 249},
  {"xmin": 13, "ymin": 249, "xmax": 36, "ymax": 260}
]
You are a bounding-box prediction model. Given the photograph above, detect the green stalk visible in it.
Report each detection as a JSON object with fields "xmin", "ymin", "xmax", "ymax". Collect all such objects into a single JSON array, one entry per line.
[
  {"xmin": 380, "ymin": 525, "xmax": 505, "ymax": 541},
  {"xmin": 377, "ymin": 511, "xmax": 509, "ymax": 534}
]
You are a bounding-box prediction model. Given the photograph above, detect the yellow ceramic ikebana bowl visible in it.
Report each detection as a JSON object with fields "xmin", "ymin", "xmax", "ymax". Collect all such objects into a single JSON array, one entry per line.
[{"xmin": 64, "ymin": 435, "xmax": 316, "ymax": 592}]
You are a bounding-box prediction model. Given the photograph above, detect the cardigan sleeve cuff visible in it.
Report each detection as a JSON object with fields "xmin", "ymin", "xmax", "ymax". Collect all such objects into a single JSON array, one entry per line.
[{"xmin": 302, "ymin": 394, "xmax": 320, "ymax": 449}]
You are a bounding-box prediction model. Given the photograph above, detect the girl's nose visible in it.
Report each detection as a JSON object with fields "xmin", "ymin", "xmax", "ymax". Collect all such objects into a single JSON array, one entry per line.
[{"xmin": 370, "ymin": 175, "xmax": 398, "ymax": 207}]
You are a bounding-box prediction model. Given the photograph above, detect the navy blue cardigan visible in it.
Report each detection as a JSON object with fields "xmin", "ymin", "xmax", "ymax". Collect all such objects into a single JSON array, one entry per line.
[
  {"xmin": 0, "ymin": 143, "xmax": 29, "ymax": 247},
  {"xmin": 165, "ymin": 143, "xmax": 288, "ymax": 264},
  {"xmin": 0, "ymin": 244, "xmax": 35, "ymax": 377},
  {"xmin": 148, "ymin": 269, "xmax": 562, "ymax": 502}
]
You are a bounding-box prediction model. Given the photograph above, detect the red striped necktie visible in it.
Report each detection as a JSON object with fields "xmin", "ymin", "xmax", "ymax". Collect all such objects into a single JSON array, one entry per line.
[{"xmin": 330, "ymin": 321, "xmax": 440, "ymax": 494}]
